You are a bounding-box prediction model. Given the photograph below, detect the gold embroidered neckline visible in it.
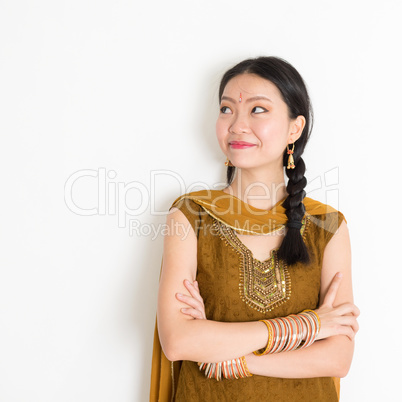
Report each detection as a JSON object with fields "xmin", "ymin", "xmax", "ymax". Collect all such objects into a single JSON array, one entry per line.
[
  {"xmin": 213, "ymin": 215, "xmax": 311, "ymax": 313},
  {"xmin": 230, "ymin": 234, "xmax": 281, "ymax": 265}
]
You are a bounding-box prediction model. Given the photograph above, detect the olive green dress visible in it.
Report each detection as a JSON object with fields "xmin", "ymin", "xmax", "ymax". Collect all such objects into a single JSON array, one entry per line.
[{"xmin": 171, "ymin": 196, "xmax": 346, "ymax": 402}]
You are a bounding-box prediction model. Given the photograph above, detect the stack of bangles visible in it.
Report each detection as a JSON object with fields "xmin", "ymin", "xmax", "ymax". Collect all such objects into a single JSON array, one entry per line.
[
  {"xmin": 198, "ymin": 309, "xmax": 321, "ymax": 381},
  {"xmin": 197, "ymin": 356, "xmax": 252, "ymax": 381}
]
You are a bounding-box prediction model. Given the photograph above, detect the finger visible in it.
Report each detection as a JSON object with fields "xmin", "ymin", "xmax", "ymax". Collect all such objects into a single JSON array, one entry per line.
[
  {"xmin": 322, "ymin": 272, "xmax": 343, "ymax": 307},
  {"xmin": 351, "ymin": 320, "xmax": 359, "ymax": 334},
  {"xmin": 180, "ymin": 308, "xmax": 199, "ymax": 319},
  {"xmin": 340, "ymin": 326, "xmax": 356, "ymax": 341},
  {"xmin": 336, "ymin": 315, "xmax": 359, "ymax": 332},
  {"xmin": 182, "ymin": 306, "xmax": 206, "ymax": 320},
  {"xmin": 333, "ymin": 302, "xmax": 360, "ymax": 317},
  {"xmin": 180, "ymin": 308, "xmax": 205, "ymax": 319},
  {"xmin": 176, "ymin": 293, "xmax": 203, "ymax": 309},
  {"xmin": 355, "ymin": 305, "xmax": 360, "ymax": 317},
  {"xmin": 344, "ymin": 316, "xmax": 359, "ymax": 334},
  {"xmin": 329, "ymin": 320, "xmax": 358, "ymax": 341},
  {"xmin": 183, "ymin": 280, "xmax": 204, "ymax": 303},
  {"xmin": 194, "ymin": 281, "xmax": 202, "ymax": 294},
  {"xmin": 183, "ymin": 279, "xmax": 199, "ymax": 293},
  {"xmin": 183, "ymin": 282, "xmax": 203, "ymax": 305}
]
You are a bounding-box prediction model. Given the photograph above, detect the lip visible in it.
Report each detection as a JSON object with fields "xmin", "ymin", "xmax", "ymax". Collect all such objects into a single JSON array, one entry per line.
[{"xmin": 229, "ymin": 141, "xmax": 257, "ymax": 149}]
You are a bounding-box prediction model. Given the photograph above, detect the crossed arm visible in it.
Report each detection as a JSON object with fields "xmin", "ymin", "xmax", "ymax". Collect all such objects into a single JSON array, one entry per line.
[{"xmin": 157, "ymin": 208, "xmax": 360, "ymax": 378}]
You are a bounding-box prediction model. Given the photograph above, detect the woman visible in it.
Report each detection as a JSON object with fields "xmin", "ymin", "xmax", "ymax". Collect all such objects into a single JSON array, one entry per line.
[{"xmin": 150, "ymin": 56, "xmax": 359, "ymax": 401}]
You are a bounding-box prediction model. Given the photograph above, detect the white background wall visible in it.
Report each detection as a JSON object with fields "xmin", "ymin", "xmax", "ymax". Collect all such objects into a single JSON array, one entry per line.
[{"xmin": 1, "ymin": 1, "xmax": 400, "ymax": 401}]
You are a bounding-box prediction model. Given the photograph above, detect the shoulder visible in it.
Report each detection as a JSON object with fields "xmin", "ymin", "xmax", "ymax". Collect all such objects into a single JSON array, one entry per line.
[
  {"xmin": 169, "ymin": 188, "xmax": 222, "ymax": 217},
  {"xmin": 169, "ymin": 189, "xmax": 218, "ymax": 208},
  {"xmin": 168, "ymin": 191, "xmax": 212, "ymax": 237},
  {"xmin": 169, "ymin": 191, "xmax": 206, "ymax": 216},
  {"xmin": 304, "ymin": 196, "xmax": 347, "ymax": 245}
]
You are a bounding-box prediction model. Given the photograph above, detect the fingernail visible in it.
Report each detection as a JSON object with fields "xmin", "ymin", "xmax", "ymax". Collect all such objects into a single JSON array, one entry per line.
[
  {"xmin": 184, "ymin": 280, "xmax": 190, "ymax": 285},
  {"xmin": 177, "ymin": 293, "xmax": 183, "ymax": 297},
  {"xmin": 336, "ymin": 272, "xmax": 343, "ymax": 278}
]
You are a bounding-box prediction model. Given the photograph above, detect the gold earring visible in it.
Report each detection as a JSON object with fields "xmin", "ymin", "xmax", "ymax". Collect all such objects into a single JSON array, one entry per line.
[
  {"xmin": 225, "ymin": 158, "xmax": 234, "ymax": 167},
  {"xmin": 286, "ymin": 143, "xmax": 295, "ymax": 169}
]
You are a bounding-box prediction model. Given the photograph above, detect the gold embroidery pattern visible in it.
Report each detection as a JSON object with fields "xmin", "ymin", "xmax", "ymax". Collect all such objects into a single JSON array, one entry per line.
[{"xmin": 213, "ymin": 215, "xmax": 311, "ymax": 313}]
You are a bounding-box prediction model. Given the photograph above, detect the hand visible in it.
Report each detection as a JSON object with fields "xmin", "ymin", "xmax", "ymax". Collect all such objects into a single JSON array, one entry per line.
[
  {"xmin": 314, "ymin": 272, "xmax": 360, "ymax": 341},
  {"xmin": 176, "ymin": 279, "xmax": 206, "ymax": 320}
]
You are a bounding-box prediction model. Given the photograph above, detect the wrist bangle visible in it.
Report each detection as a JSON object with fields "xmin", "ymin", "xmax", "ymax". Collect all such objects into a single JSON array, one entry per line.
[
  {"xmin": 297, "ymin": 310, "xmax": 320, "ymax": 349},
  {"xmin": 253, "ymin": 310, "xmax": 321, "ymax": 356},
  {"xmin": 254, "ymin": 319, "xmax": 274, "ymax": 356},
  {"xmin": 198, "ymin": 356, "xmax": 252, "ymax": 380},
  {"xmin": 302, "ymin": 309, "xmax": 321, "ymax": 332},
  {"xmin": 240, "ymin": 355, "xmax": 252, "ymax": 378}
]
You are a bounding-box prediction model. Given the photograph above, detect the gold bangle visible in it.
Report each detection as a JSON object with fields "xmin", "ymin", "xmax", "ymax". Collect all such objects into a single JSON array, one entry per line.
[
  {"xmin": 298, "ymin": 310, "xmax": 320, "ymax": 348},
  {"xmin": 254, "ymin": 319, "xmax": 274, "ymax": 356},
  {"xmin": 240, "ymin": 355, "xmax": 253, "ymax": 377},
  {"xmin": 198, "ymin": 356, "xmax": 252, "ymax": 380},
  {"xmin": 297, "ymin": 312, "xmax": 314, "ymax": 349},
  {"xmin": 302, "ymin": 309, "xmax": 321, "ymax": 332},
  {"xmin": 275, "ymin": 318, "xmax": 287, "ymax": 353}
]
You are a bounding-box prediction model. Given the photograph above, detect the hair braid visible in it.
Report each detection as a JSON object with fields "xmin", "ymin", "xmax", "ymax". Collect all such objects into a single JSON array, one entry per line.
[
  {"xmin": 220, "ymin": 56, "xmax": 314, "ymax": 266},
  {"xmin": 276, "ymin": 153, "xmax": 310, "ymax": 266}
]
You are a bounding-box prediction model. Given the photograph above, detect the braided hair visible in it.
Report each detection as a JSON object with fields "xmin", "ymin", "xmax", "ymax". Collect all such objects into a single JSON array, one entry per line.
[{"xmin": 218, "ymin": 56, "xmax": 313, "ymax": 266}]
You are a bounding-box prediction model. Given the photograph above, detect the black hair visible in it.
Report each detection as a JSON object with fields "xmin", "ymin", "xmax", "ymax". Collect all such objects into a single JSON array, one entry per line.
[{"xmin": 218, "ymin": 56, "xmax": 313, "ymax": 266}]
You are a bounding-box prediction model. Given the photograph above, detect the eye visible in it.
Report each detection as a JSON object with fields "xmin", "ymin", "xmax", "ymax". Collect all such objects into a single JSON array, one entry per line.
[
  {"xmin": 252, "ymin": 106, "xmax": 267, "ymax": 114},
  {"xmin": 220, "ymin": 106, "xmax": 232, "ymax": 114}
]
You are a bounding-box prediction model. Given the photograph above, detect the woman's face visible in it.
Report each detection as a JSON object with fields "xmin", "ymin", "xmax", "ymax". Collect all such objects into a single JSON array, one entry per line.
[{"xmin": 216, "ymin": 73, "xmax": 304, "ymax": 171}]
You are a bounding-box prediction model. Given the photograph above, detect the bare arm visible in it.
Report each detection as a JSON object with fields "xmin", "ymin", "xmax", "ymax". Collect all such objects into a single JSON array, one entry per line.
[
  {"xmin": 158, "ymin": 210, "xmax": 359, "ymax": 374},
  {"xmin": 157, "ymin": 208, "xmax": 268, "ymax": 362},
  {"xmin": 245, "ymin": 219, "xmax": 358, "ymax": 378}
]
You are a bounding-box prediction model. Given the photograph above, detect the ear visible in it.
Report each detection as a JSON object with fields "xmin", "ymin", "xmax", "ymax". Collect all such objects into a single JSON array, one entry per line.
[{"xmin": 288, "ymin": 115, "xmax": 306, "ymax": 144}]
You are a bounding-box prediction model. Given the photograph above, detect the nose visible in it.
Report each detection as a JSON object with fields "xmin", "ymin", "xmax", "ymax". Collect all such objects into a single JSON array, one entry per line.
[{"xmin": 229, "ymin": 113, "xmax": 251, "ymax": 135}]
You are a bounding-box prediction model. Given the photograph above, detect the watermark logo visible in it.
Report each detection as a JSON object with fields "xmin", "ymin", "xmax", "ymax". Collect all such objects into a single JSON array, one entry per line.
[{"xmin": 64, "ymin": 167, "xmax": 340, "ymax": 237}]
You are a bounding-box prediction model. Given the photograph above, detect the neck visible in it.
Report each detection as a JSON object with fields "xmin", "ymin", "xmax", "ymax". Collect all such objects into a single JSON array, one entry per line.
[{"xmin": 223, "ymin": 167, "xmax": 288, "ymax": 210}]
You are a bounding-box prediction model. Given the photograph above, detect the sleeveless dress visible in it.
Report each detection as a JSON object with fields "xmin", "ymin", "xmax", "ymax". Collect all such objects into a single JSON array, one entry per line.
[{"xmin": 169, "ymin": 195, "xmax": 346, "ymax": 402}]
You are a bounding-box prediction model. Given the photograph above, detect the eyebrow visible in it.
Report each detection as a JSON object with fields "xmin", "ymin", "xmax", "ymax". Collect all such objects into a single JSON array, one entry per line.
[{"xmin": 220, "ymin": 95, "xmax": 273, "ymax": 103}]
